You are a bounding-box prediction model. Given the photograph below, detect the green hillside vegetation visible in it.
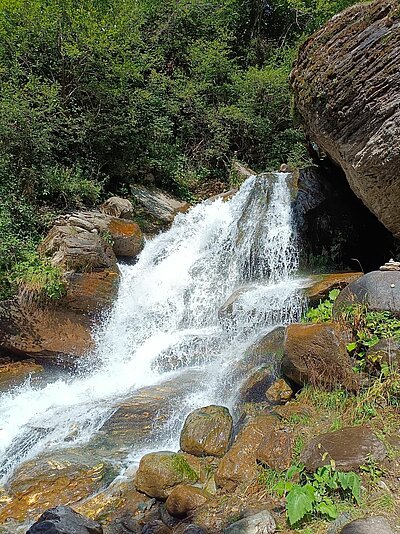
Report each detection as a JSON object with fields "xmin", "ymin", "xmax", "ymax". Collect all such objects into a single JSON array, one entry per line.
[{"xmin": 0, "ymin": 0, "xmax": 363, "ymax": 298}]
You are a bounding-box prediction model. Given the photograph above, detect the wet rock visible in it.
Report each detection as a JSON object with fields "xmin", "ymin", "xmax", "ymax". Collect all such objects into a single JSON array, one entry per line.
[
  {"xmin": 165, "ymin": 485, "xmax": 210, "ymax": 518},
  {"xmin": 141, "ymin": 520, "xmax": 172, "ymax": 534},
  {"xmin": 215, "ymin": 416, "xmax": 276, "ymax": 490},
  {"xmin": 238, "ymin": 367, "xmax": 274, "ymax": 404},
  {"xmin": 340, "ymin": 516, "xmax": 394, "ymax": 534},
  {"xmin": 26, "ymin": 505, "xmax": 103, "ymax": 533},
  {"xmin": 366, "ymin": 338, "xmax": 400, "ymax": 369},
  {"xmin": 131, "ymin": 185, "xmax": 189, "ymax": 233},
  {"xmin": 334, "ymin": 271, "xmax": 400, "ymax": 317},
  {"xmin": 39, "ymin": 224, "xmax": 117, "ymax": 272},
  {"xmin": 135, "ymin": 452, "xmax": 198, "ymax": 500},
  {"xmin": 180, "ymin": 405, "xmax": 233, "ymax": 458},
  {"xmin": 0, "ymin": 299, "xmax": 94, "ymax": 364},
  {"xmin": 256, "ymin": 428, "xmax": 294, "ymax": 471},
  {"xmin": 304, "ymin": 272, "xmax": 363, "ymax": 306},
  {"xmin": 265, "ymin": 378, "xmax": 293, "ymax": 404},
  {"xmin": 291, "ymin": 0, "xmax": 400, "ymax": 239},
  {"xmin": 224, "ymin": 510, "xmax": 276, "ymax": 534},
  {"xmin": 62, "ymin": 269, "xmax": 120, "ymax": 314},
  {"xmin": 282, "ymin": 323, "xmax": 358, "ymax": 390},
  {"xmin": 100, "ymin": 197, "xmax": 134, "ymax": 220},
  {"xmin": 0, "ymin": 358, "xmax": 42, "ymax": 390},
  {"xmin": 0, "ymin": 450, "xmax": 115, "ymax": 523},
  {"xmin": 173, "ymin": 524, "xmax": 206, "ymax": 534},
  {"xmin": 218, "ymin": 286, "xmax": 256, "ymax": 325},
  {"xmin": 301, "ymin": 426, "xmax": 386, "ymax": 472}
]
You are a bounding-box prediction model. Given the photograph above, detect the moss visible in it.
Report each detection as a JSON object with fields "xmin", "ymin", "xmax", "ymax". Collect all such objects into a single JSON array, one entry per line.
[{"xmin": 171, "ymin": 454, "xmax": 198, "ymax": 483}]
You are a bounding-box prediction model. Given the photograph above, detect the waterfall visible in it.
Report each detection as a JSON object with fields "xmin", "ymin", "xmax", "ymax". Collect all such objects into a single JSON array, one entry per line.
[{"xmin": 0, "ymin": 172, "xmax": 304, "ymax": 483}]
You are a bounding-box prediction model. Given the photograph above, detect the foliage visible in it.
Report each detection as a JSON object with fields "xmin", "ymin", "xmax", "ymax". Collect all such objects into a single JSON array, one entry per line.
[
  {"xmin": 343, "ymin": 306, "xmax": 400, "ymax": 372},
  {"xmin": 0, "ymin": 0, "xmax": 366, "ymax": 299},
  {"xmin": 263, "ymin": 463, "xmax": 361, "ymax": 527},
  {"xmin": 10, "ymin": 250, "xmax": 66, "ymax": 300},
  {"xmin": 303, "ymin": 289, "xmax": 340, "ymax": 323}
]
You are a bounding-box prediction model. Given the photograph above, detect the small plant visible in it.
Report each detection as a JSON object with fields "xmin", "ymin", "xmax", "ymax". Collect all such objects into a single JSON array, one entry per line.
[
  {"xmin": 11, "ymin": 251, "xmax": 66, "ymax": 300},
  {"xmin": 272, "ymin": 463, "xmax": 361, "ymax": 527},
  {"xmin": 360, "ymin": 457, "xmax": 385, "ymax": 484},
  {"xmin": 100, "ymin": 230, "xmax": 115, "ymax": 247},
  {"xmin": 303, "ymin": 289, "xmax": 340, "ymax": 323}
]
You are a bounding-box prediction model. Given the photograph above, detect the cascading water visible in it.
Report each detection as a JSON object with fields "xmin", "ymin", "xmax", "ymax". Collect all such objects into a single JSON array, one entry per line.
[{"xmin": 0, "ymin": 172, "xmax": 305, "ymax": 486}]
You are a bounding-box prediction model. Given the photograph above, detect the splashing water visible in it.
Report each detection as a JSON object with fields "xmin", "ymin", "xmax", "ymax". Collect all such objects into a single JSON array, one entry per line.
[{"xmin": 0, "ymin": 173, "xmax": 304, "ymax": 482}]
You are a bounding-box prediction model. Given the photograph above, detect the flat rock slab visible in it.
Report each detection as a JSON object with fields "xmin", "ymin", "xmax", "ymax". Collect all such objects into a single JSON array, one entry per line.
[
  {"xmin": 224, "ymin": 510, "xmax": 276, "ymax": 534},
  {"xmin": 340, "ymin": 516, "xmax": 394, "ymax": 534},
  {"xmin": 301, "ymin": 426, "xmax": 386, "ymax": 471},
  {"xmin": 305, "ymin": 272, "xmax": 363, "ymax": 306}
]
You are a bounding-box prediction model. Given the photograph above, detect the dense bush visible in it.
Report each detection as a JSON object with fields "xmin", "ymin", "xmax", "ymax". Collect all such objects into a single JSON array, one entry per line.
[{"xmin": 0, "ymin": 0, "xmax": 364, "ymax": 298}]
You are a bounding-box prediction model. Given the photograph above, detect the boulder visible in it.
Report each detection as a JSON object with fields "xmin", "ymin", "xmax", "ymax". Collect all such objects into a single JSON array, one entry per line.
[
  {"xmin": 135, "ymin": 452, "xmax": 198, "ymax": 500},
  {"xmin": 141, "ymin": 520, "xmax": 172, "ymax": 534},
  {"xmin": 291, "ymin": 0, "xmax": 400, "ymax": 238},
  {"xmin": 165, "ymin": 485, "xmax": 210, "ymax": 518},
  {"xmin": 0, "ymin": 450, "xmax": 115, "ymax": 523},
  {"xmin": 0, "ymin": 299, "xmax": 93, "ymax": 364},
  {"xmin": 366, "ymin": 338, "xmax": 400, "ymax": 369},
  {"xmin": 282, "ymin": 323, "xmax": 358, "ymax": 390},
  {"xmin": 333, "ymin": 271, "xmax": 400, "ymax": 317},
  {"xmin": 256, "ymin": 428, "xmax": 294, "ymax": 471},
  {"xmin": 340, "ymin": 516, "xmax": 394, "ymax": 534},
  {"xmin": 215, "ymin": 416, "xmax": 276, "ymax": 490},
  {"xmin": 131, "ymin": 185, "xmax": 189, "ymax": 233},
  {"xmin": 265, "ymin": 378, "xmax": 293, "ymax": 404},
  {"xmin": 224, "ymin": 510, "xmax": 276, "ymax": 534},
  {"xmin": 180, "ymin": 405, "xmax": 233, "ymax": 458},
  {"xmin": 300, "ymin": 426, "xmax": 386, "ymax": 472},
  {"xmin": 26, "ymin": 505, "xmax": 103, "ymax": 534},
  {"xmin": 238, "ymin": 367, "xmax": 274, "ymax": 404},
  {"xmin": 304, "ymin": 272, "xmax": 363, "ymax": 306},
  {"xmin": 100, "ymin": 196, "xmax": 134, "ymax": 219}
]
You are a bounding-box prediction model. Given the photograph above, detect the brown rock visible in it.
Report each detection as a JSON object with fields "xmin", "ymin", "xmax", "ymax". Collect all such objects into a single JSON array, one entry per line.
[
  {"xmin": 305, "ymin": 272, "xmax": 363, "ymax": 306},
  {"xmin": 291, "ymin": 0, "xmax": 400, "ymax": 238},
  {"xmin": 100, "ymin": 196, "xmax": 134, "ymax": 219},
  {"xmin": 282, "ymin": 323, "xmax": 358, "ymax": 390},
  {"xmin": 0, "ymin": 299, "xmax": 93, "ymax": 364},
  {"xmin": 215, "ymin": 416, "xmax": 276, "ymax": 490},
  {"xmin": 135, "ymin": 452, "xmax": 199, "ymax": 500},
  {"xmin": 0, "ymin": 450, "xmax": 115, "ymax": 524},
  {"xmin": 301, "ymin": 426, "xmax": 386, "ymax": 472},
  {"xmin": 166, "ymin": 485, "xmax": 210, "ymax": 518},
  {"xmin": 107, "ymin": 217, "xmax": 143, "ymax": 257},
  {"xmin": 0, "ymin": 359, "xmax": 42, "ymax": 390},
  {"xmin": 239, "ymin": 367, "xmax": 274, "ymax": 403},
  {"xmin": 265, "ymin": 378, "xmax": 293, "ymax": 404},
  {"xmin": 257, "ymin": 428, "xmax": 294, "ymax": 471},
  {"xmin": 180, "ymin": 405, "xmax": 233, "ymax": 458},
  {"xmin": 62, "ymin": 269, "xmax": 119, "ymax": 313}
]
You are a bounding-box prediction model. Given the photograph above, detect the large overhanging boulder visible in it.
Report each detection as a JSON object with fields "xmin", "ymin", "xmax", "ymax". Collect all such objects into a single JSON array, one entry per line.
[{"xmin": 291, "ymin": 0, "xmax": 400, "ymax": 238}]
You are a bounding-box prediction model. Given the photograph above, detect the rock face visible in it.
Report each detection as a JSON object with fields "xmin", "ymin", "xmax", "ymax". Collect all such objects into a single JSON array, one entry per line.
[
  {"xmin": 340, "ymin": 516, "xmax": 394, "ymax": 534},
  {"xmin": 135, "ymin": 452, "xmax": 198, "ymax": 500},
  {"xmin": 215, "ymin": 416, "xmax": 276, "ymax": 490},
  {"xmin": 334, "ymin": 271, "xmax": 400, "ymax": 316},
  {"xmin": 224, "ymin": 510, "xmax": 276, "ymax": 534},
  {"xmin": 291, "ymin": 0, "xmax": 400, "ymax": 238},
  {"xmin": 27, "ymin": 505, "xmax": 103, "ymax": 534},
  {"xmin": 256, "ymin": 428, "xmax": 294, "ymax": 471},
  {"xmin": 180, "ymin": 405, "xmax": 233, "ymax": 458},
  {"xmin": 301, "ymin": 426, "xmax": 386, "ymax": 471},
  {"xmin": 131, "ymin": 185, "xmax": 189, "ymax": 233},
  {"xmin": 282, "ymin": 323, "xmax": 358, "ymax": 390},
  {"xmin": 0, "ymin": 358, "xmax": 42, "ymax": 390}
]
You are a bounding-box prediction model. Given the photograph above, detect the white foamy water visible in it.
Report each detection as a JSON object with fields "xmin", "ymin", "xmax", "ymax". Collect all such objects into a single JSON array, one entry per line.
[{"xmin": 0, "ymin": 173, "xmax": 304, "ymax": 482}]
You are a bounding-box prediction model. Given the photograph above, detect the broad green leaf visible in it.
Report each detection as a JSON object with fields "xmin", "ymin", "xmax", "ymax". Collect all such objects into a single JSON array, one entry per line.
[
  {"xmin": 346, "ymin": 341, "xmax": 357, "ymax": 352},
  {"xmin": 316, "ymin": 501, "xmax": 338, "ymax": 519},
  {"xmin": 286, "ymin": 484, "xmax": 315, "ymax": 526}
]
